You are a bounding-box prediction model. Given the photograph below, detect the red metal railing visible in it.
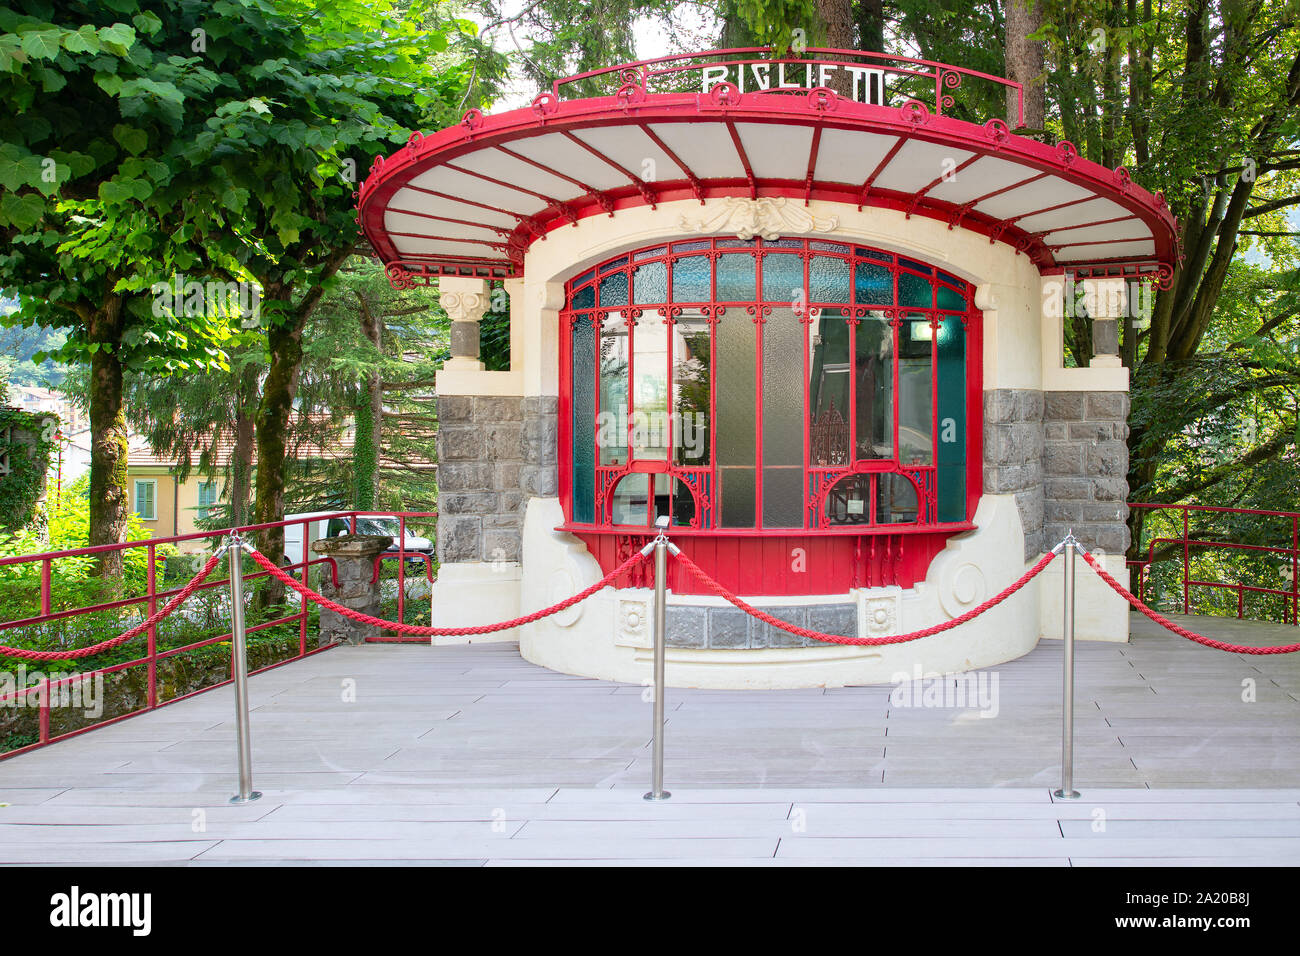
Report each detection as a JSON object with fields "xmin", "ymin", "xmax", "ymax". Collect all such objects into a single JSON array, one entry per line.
[
  {"xmin": 553, "ymin": 47, "xmax": 1025, "ymax": 126},
  {"xmin": 0, "ymin": 510, "xmax": 436, "ymax": 758},
  {"xmin": 1128, "ymin": 503, "xmax": 1299, "ymax": 626}
]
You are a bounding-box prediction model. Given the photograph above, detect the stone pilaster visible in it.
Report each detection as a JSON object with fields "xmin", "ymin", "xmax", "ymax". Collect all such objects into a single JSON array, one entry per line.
[
  {"xmin": 1041, "ymin": 391, "xmax": 1130, "ymax": 554},
  {"xmin": 439, "ymin": 276, "xmax": 491, "ymax": 372},
  {"xmin": 311, "ymin": 534, "xmax": 392, "ymax": 645},
  {"xmin": 982, "ymin": 389, "xmax": 1045, "ymax": 560}
]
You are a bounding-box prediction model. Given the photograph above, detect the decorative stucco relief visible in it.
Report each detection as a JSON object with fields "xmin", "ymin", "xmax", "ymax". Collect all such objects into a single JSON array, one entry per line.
[{"xmin": 678, "ymin": 196, "xmax": 839, "ymax": 241}]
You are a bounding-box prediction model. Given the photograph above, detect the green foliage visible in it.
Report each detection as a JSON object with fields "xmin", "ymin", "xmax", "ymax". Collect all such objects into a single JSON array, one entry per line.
[{"xmin": 0, "ymin": 406, "xmax": 55, "ymax": 534}]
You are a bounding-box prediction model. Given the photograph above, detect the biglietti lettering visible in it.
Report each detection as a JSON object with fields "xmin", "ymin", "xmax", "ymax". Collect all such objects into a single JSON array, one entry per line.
[{"xmin": 49, "ymin": 886, "xmax": 151, "ymax": 936}]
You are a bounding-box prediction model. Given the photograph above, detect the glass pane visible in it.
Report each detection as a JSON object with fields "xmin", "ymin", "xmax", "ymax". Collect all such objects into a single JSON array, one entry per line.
[
  {"xmin": 936, "ymin": 284, "xmax": 965, "ymax": 311},
  {"xmin": 672, "ymin": 255, "xmax": 710, "ymax": 301},
  {"xmin": 716, "ymin": 312, "xmax": 756, "ymax": 526},
  {"xmin": 598, "ymin": 314, "xmax": 629, "ymax": 465},
  {"xmin": 570, "ymin": 317, "xmax": 596, "ymax": 523},
  {"xmin": 809, "ymin": 256, "xmax": 851, "ymax": 303},
  {"xmin": 674, "ymin": 240, "xmax": 712, "ymax": 252},
  {"xmin": 854, "ymin": 312, "xmax": 894, "ymax": 460},
  {"xmin": 936, "ymin": 314, "xmax": 966, "ymax": 522},
  {"xmin": 600, "ymin": 255, "xmax": 629, "ymax": 273},
  {"xmin": 599, "ymin": 270, "xmax": 628, "ymax": 307},
  {"xmin": 761, "ymin": 307, "xmax": 804, "ymax": 528},
  {"xmin": 611, "ymin": 472, "xmax": 650, "ymax": 525},
  {"xmin": 854, "ymin": 262, "xmax": 892, "ymax": 305},
  {"xmin": 634, "ymin": 246, "xmax": 666, "ymax": 261},
  {"xmin": 898, "ymin": 314, "xmax": 933, "ymax": 466},
  {"xmin": 669, "ymin": 476, "xmax": 696, "ymax": 527},
  {"xmin": 898, "ymin": 270, "xmax": 933, "ymax": 309},
  {"xmin": 673, "ymin": 313, "xmax": 711, "ymax": 467},
  {"xmin": 876, "ymin": 473, "xmax": 920, "ymax": 523},
  {"xmin": 899, "ymin": 257, "xmax": 931, "ymax": 274},
  {"xmin": 809, "ymin": 309, "xmax": 851, "ymax": 466},
  {"xmin": 761, "ymin": 252, "xmax": 803, "ymax": 303},
  {"xmin": 631, "ymin": 315, "xmax": 669, "ymax": 460},
  {"xmin": 633, "ymin": 261, "xmax": 668, "ymax": 304},
  {"xmin": 571, "ymin": 284, "xmax": 595, "ymax": 310},
  {"xmin": 716, "ymin": 253, "xmax": 756, "ymax": 301},
  {"xmin": 825, "ymin": 473, "xmax": 871, "ymax": 525}
]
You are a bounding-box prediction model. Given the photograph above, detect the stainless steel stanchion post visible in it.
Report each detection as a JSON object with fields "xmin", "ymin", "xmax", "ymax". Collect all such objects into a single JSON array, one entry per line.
[
  {"xmin": 228, "ymin": 535, "xmax": 261, "ymax": 804},
  {"xmin": 645, "ymin": 516, "xmax": 671, "ymax": 801},
  {"xmin": 1054, "ymin": 533, "xmax": 1080, "ymax": 799}
]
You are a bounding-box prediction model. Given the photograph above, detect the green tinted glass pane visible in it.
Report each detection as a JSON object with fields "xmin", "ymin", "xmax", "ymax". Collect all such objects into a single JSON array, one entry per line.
[
  {"xmin": 672, "ymin": 255, "xmax": 710, "ymax": 301},
  {"xmin": 854, "ymin": 262, "xmax": 892, "ymax": 304},
  {"xmin": 936, "ymin": 314, "xmax": 966, "ymax": 522},
  {"xmin": 809, "ymin": 256, "xmax": 851, "ymax": 303},
  {"xmin": 898, "ymin": 270, "xmax": 933, "ymax": 308},
  {"xmin": 898, "ymin": 314, "xmax": 933, "ymax": 466},
  {"xmin": 570, "ymin": 318, "xmax": 596, "ymax": 523},
  {"xmin": 598, "ymin": 314, "xmax": 629, "ymax": 465},
  {"xmin": 633, "ymin": 261, "xmax": 668, "ymax": 304},
  {"xmin": 599, "ymin": 271, "xmax": 628, "ymax": 307},
  {"xmin": 937, "ymin": 284, "xmax": 965, "ymax": 311},
  {"xmin": 719, "ymin": 467, "xmax": 755, "ymax": 527},
  {"xmin": 761, "ymin": 253, "xmax": 803, "ymax": 302},
  {"xmin": 571, "ymin": 285, "xmax": 595, "ymax": 310},
  {"xmin": 716, "ymin": 253, "xmax": 756, "ymax": 300}
]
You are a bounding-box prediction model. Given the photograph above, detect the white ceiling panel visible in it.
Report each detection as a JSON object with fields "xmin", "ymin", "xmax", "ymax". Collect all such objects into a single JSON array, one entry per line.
[
  {"xmin": 1053, "ymin": 239, "xmax": 1155, "ymax": 261},
  {"xmin": 973, "ymin": 176, "xmax": 1094, "ymax": 221},
  {"xmin": 407, "ymin": 165, "xmax": 546, "ymax": 215},
  {"xmin": 505, "ymin": 133, "xmax": 631, "ymax": 191},
  {"xmin": 393, "ymin": 237, "xmax": 504, "ymax": 258},
  {"xmin": 645, "ymin": 121, "xmax": 743, "ymax": 180},
  {"xmin": 812, "ymin": 128, "xmax": 900, "ymax": 184},
  {"xmin": 383, "ymin": 210, "xmax": 506, "ymax": 242},
  {"xmin": 1042, "ymin": 219, "xmax": 1151, "ymax": 247},
  {"xmin": 926, "ymin": 155, "xmax": 1039, "ymax": 205},
  {"xmin": 388, "ymin": 187, "xmax": 521, "ymax": 229},
  {"xmin": 734, "ymin": 122, "xmax": 814, "ymax": 180},
  {"xmin": 449, "ymin": 147, "xmax": 587, "ymax": 202},
  {"xmin": 1015, "ymin": 197, "xmax": 1132, "ymax": 233},
  {"xmin": 872, "ymin": 140, "xmax": 975, "ymax": 193},
  {"xmin": 569, "ymin": 125, "xmax": 680, "ymax": 181}
]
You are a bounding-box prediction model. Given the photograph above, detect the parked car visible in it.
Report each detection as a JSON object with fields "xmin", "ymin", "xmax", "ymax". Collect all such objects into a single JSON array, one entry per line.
[{"xmin": 281, "ymin": 513, "xmax": 433, "ymax": 565}]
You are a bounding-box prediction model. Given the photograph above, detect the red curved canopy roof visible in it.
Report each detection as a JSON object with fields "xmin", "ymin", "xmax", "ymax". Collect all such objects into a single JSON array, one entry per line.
[{"xmin": 358, "ymin": 50, "xmax": 1179, "ymax": 288}]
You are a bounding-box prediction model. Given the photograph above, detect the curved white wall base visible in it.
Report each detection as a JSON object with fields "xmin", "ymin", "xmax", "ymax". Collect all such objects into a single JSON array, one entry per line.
[{"xmin": 519, "ymin": 495, "xmax": 1044, "ymax": 689}]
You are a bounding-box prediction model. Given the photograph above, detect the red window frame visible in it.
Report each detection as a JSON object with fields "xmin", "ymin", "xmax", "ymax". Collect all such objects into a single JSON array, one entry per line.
[{"xmin": 557, "ymin": 237, "xmax": 983, "ymax": 537}]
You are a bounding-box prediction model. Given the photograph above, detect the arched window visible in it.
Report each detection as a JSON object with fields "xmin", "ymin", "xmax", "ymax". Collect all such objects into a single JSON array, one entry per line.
[{"xmin": 560, "ymin": 238, "xmax": 980, "ymax": 534}]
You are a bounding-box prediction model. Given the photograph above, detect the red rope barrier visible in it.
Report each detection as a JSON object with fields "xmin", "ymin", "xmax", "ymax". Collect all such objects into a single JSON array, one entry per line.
[
  {"xmin": 244, "ymin": 544, "xmax": 648, "ymax": 636},
  {"xmin": 1079, "ymin": 548, "xmax": 1300, "ymax": 655},
  {"xmin": 670, "ymin": 547, "xmax": 1057, "ymax": 646},
  {"xmin": 0, "ymin": 551, "xmax": 226, "ymax": 663}
]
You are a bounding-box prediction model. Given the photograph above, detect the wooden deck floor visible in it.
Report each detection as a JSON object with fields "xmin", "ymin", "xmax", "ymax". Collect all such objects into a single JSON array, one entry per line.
[{"xmin": 2, "ymin": 612, "xmax": 1298, "ymax": 865}]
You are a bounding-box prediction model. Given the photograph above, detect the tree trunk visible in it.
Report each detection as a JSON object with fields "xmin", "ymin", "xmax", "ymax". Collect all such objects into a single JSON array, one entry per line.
[
  {"xmin": 230, "ymin": 360, "xmax": 258, "ymax": 527},
  {"xmin": 856, "ymin": 0, "xmax": 884, "ymax": 51},
  {"xmin": 86, "ymin": 301, "xmax": 128, "ymax": 581},
  {"xmin": 1004, "ymin": 0, "xmax": 1045, "ymax": 134},
  {"xmin": 816, "ymin": 0, "xmax": 855, "ymax": 96},
  {"xmin": 254, "ymin": 317, "xmax": 305, "ymax": 603},
  {"xmin": 355, "ymin": 290, "xmax": 383, "ymax": 509}
]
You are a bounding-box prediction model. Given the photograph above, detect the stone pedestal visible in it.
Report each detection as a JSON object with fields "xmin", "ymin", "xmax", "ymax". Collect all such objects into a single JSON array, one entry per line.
[{"xmin": 311, "ymin": 534, "xmax": 393, "ymax": 645}]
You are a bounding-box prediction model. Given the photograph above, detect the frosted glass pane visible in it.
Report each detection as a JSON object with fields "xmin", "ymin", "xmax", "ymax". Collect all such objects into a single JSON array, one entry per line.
[
  {"xmin": 716, "ymin": 253, "xmax": 756, "ymax": 300},
  {"xmin": 854, "ymin": 313, "xmax": 894, "ymax": 460},
  {"xmin": 937, "ymin": 284, "xmax": 965, "ymax": 311},
  {"xmin": 898, "ymin": 270, "xmax": 933, "ymax": 308},
  {"xmin": 809, "ymin": 256, "xmax": 851, "ymax": 303},
  {"xmin": 673, "ymin": 313, "xmax": 711, "ymax": 467},
  {"xmin": 761, "ymin": 253, "xmax": 803, "ymax": 303},
  {"xmin": 633, "ymin": 261, "xmax": 668, "ymax": 304},
  {"xmin": 611, "ymin": 472, "xmax": 649, "ymax": 525},
  {"xmin": 672, "ymin": 255, "xmax": 710, "ymax": 301},
  {"xmin": 599, "ymin": 270, "xmax": 628, "ymax": 307},
  {"xmin": 570, "ymin": 318, "xmax": 596, "ymax": 523},
  {"xmin": 854, "ymin": 262, "xmax": 892, "ymax": 304},
  {"xmin": 571, "ymin": 284, "xmax": 595, "ymax": 310},
  {"xmin": 719, "ymin": 467, "xmax": 755, "ymax": 527},
  {"xmin": 762, "ymin": 308, "xmax": 803, "ymax": 468},
  {"xmin": 763, "ymin": 467, "xmax": 803, "ymax": 528},
  {"xmin": 809, "ymin": 311, "xmax": 851, "ymax": 466}
]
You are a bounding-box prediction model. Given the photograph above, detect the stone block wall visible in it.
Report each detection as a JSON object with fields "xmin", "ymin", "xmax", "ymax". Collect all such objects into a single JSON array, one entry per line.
[
  {"xmin": 983, "ymin": 389, "xmax": 1045, "ymax": 560},
  {"xmin": 435, "ymin": 395, "xmax": 557, "ymax": 565},
  {"xmin": 664, "ymin": 603, "xmax": 857, "ymax": 649},
  {"xmin": 1041, "ymin": 391, "xmax": 1130, "ymax": 554}
]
